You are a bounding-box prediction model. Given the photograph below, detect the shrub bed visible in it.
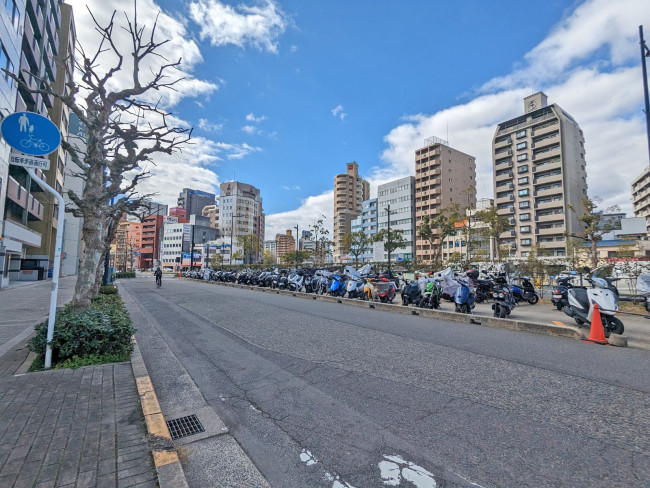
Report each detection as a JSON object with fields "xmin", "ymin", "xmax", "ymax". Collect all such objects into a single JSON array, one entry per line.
[
  {"xmin": 29, "ymin": 294, "xmax": 136, "ymax": 370},
  {"xmin": 115, "ymin": 271, "xmax": 136, "ymax": 278}
]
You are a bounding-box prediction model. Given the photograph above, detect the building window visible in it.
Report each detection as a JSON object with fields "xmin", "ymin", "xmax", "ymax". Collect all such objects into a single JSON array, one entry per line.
[
  {"xmin": 0, "ymin": 42, "xmax": 14, "ymax": 85},
  {"xmin": 520, "ymin": 225, "xmax": 531, "ymax": 233},
  {"xmin": 518, "ymin": 176, "xmax": 529, "ymax": 185},
  {"xmin": 518, "ymin": 189, "xmax": 529, "ymax": 197},
  {"xmin": 518, "ymin": 164, "xmax": 529, "ymax": 174},
  {"xmin": 516, "ymin": 142, "xmax": 527, "ymax": 150},
  {"xmin": 4, "ymin": 0, "xmax": 19, "ymax": 31},
  {"xmin": 519, "ymin": 200, "xmax": 530, "ymax": 209},
  {"xmin": 517, "ymin": 153, "xmax": 528, "ymax": 162},
  {"xmin": 519, "ymin": 213, "xmax": 531, "ymax": 221},
  {"xmin": 521, "ymin": 239, "xmax": 532, "ymax": 246},
  {"xmin": 516, "ymin": 129, "xmax": 526, "ymax": 139}
]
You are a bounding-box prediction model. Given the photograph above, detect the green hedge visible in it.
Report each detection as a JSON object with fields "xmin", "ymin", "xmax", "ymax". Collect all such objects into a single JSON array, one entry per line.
[
  {"xmin": 115, "ymin": 271, "xmax": 136, "ymax": 278},
  {"xmin": 29, "ymin": 294, "xmax": 136, "ymax": 370}
]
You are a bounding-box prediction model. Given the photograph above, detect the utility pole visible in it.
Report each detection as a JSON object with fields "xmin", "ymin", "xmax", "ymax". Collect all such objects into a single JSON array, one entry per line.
[
  {"xmin": 640, "ymin": 25, "xmax": 650, "ymax": 166},
  {"xmin": 294, "ymin": 225, "xmax": 299, "ymax": 269},
  {"xmin": 387, "ymin": 204, "xmax": 391, "ymax": 275}
]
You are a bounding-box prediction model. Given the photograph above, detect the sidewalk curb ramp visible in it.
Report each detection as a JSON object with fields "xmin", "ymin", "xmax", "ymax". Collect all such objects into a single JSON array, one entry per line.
[
  {"xmin": 184, "ymin": 278, "xmax": 589, "ymax": 341},
  {"xmin": 130, "ymin": 338, "xmax": 190, "ymax": 488}
]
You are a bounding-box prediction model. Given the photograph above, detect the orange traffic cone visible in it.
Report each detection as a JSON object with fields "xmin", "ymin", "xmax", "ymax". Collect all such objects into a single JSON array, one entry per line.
[{"xmin": 582, "ymin": 303, "xmax": 608, "ymax": 345}]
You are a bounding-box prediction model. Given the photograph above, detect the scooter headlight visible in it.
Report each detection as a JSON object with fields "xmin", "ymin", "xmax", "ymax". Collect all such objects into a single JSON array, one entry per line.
[{"xmin": 498, "ymin": 292, "xmax": 504, "ymax": 298}]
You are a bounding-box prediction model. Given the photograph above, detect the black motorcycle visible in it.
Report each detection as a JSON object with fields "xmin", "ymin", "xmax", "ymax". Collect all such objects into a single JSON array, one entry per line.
[
  {"xmin": 512, "ymin": 277, "xmax": 539, "ymax": 304},
  {"xmin": 551, "ymin": 275, "xmax": 576, "ymax": 311},
  {"xmin": 401, "ymin": 278, "xmax": 422, "ymax": 306},
  {"xmin": 490, "ymin": 277, "xmax": 516, "ymax": 318},
  {"xmin": 474, "ymin": 278, "xmax": 493, "ymax": 304}
]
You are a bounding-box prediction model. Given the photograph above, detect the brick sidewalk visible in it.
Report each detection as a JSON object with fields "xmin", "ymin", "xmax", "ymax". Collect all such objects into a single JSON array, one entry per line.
[{"xmin": 0, "ymin": 341, "xmax": 157, "ymax": 488}]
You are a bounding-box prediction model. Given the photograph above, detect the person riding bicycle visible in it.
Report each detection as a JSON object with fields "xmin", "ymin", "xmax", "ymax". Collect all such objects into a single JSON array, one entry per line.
[{"xmin": 154, "ymin": 266, "xmax": 162, "ymax": 286}]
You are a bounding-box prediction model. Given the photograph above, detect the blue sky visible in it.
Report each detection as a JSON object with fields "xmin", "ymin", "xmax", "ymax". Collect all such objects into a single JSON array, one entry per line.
[{"xmin": 68, "ymin": 0, "xmax": 650, "ymax": 239}]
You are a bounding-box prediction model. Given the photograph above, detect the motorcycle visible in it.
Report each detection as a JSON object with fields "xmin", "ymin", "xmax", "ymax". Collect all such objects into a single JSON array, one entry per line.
[
  {"xmin": 419, "ymin": 279, "xmax": 443, "ymax": 309},
  {"xmin": 288, "ymin": 270, "xmax": 304, "ymax": 292},
  {"xmin": 401, "ymin": 278, "xmax": 422, "ymax": 306},
  {"xmin": 490, "ymin": 277, "xmax": 516, "ymax": 318},
  {"xmin": 551, "ymin": 273, "xmax": 577, "ymax": 311},
  {"xmin": 454, "ymin": 275, "xmax": 476, "ymax": 314},
  {"xmin": 329, "ymin": 272, "xmax": 347, "ymax": 297},
  {"xmin": 474, "ymin": 275, "xmax": 493, "ymax": 304},
  {"xmin": 511, "ymin": 277, "xmax": 539, "ymax": 304},
  {"xmin": 375, "ymin": 276, "xmax": 396, "ymax": 303},
  {"xmin": 344, "ymin": 265, "xmax": 366, "ymax": 299},
  {"xmin": 563, "ymin": 276, "xmax": 624, "ymax": 337}
]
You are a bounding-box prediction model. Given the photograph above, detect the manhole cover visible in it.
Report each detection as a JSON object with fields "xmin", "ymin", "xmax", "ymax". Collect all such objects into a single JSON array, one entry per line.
[{"xmin": 166, "ymin": 414, "xmax": 205, "ymax": 440}]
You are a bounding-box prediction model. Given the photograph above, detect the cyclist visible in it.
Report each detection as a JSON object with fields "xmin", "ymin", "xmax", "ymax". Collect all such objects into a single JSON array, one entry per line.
[{"xmin": 154, "ymin": 266, "xmax": 162, "ymax": 288}]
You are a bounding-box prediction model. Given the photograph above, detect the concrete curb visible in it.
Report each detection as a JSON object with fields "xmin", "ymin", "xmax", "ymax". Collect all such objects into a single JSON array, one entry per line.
[
  {"xmin": 183, "ymin": 277, "xmax": 587, "ymax": 341},
  {"xmin": 130, "ymin": 338, "xmax": 190, "ymax": 488}
]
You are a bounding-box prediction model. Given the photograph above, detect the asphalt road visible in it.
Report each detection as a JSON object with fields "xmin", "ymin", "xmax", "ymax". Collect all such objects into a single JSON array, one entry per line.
[{"xmin": 122, "ymin": 276, "xmax": 650, "ymax": 488}]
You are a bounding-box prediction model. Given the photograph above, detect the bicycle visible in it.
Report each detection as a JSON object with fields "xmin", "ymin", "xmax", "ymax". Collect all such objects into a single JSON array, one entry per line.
[{"xmin": 156, "ymin": 275, "xmax": 162, "ymax": 288}]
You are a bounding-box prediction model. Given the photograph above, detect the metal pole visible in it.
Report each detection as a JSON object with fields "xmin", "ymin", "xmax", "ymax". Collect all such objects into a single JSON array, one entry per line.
[
  {"xmin": 294, "ymin": 225, "xmax": 299, "ymax": 269},
  {"xmin": 102, "ymin": 197, "xmax": 114, "ymax": 285},
  {"xmin": 190, "ymin": 225, "xmax": 195, "ymax": 271},
  {"xmin": 387, "ymin": 204, "xmax": 391, "ymax": 275},
  {"xmin": 640, "ymin": 25, "xmax": 650, "ymax": 166},
  {"xmin": 26, "ymin": 168, "xmax": 64, "ymax": 369}
]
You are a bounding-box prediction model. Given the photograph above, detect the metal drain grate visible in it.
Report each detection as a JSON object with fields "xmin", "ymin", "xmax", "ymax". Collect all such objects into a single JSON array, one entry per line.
[{"xmin": 166, "ymin": 414, "xmax": 205, "ymax": 440}]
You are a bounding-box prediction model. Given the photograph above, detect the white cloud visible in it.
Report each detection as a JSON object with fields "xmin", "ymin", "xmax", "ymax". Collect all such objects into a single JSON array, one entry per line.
[
  {"xmin": 331, "ymin": 105, "xmax": 347, "ymax": 121},
  {"xmin": 246, "ymin": 113, "xmax": 267, "ymax": 122},
  {"xmin": 198, "ymin": 118, "xmax": 223, "ymax": 132},
  {"xmin": 241, "ymin": 125, "xmax": 259, "ymax": 134},
  {"xmin": 214, "ymin": 141, "xmax": 262, "ymax": 159},
  {"xmin": 188, "ymin": 0, "xmax": 289, "ymax": 53},
  {"xmin": 264, "ymin": 191, "xmax": 333, "ymax": 240}
]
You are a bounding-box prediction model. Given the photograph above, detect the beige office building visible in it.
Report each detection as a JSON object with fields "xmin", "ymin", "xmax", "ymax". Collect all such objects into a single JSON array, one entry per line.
[
  {"xmin": 414, "ymin": 136, "xmax": 477, "ymax": 263},
  {"xmin": 632, "ymin": 167, "xmax": 650, "ymax": 234},
  {"xmin": 492, "ymin": 92, "xmax": 587, "ymax": 258},
  {"xmin": 333, "ymin": 162, "xmax": 370, "ymax": 262}
]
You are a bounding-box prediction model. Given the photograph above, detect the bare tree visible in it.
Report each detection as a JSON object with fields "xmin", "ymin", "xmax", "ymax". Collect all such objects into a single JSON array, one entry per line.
[
  {"xmin": 568, "ymin": 197, "xmax": 620, "ymax": 269},
  {"xmin": 8, "ymin": 7, "xmax": 192, "ymax": 309}
]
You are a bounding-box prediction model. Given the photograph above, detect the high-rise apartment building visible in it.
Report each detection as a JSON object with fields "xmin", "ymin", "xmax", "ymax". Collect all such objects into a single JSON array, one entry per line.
[
  {"xmin": 275, "ymin": 230, "xmax": 295, "ymax": 260},
  {"xmin": 350, "ymin": 198, "xmax": 378, "ymax": 263},
  {"xmin": 375, "ymin": 177, "xmax": 416, "ymax": 262},
  {"xmin": 492, "ymin": 92, "xmax": 587, "ymax": 258},
  {"xmin": 218, "ymin": 181, "xmax": 264, "ymax": 264},
  {"xmin": 177, "ymin": 188, "xmax": 216, "ymax": 217},
  {"xmin": 414, "ymin": 136, "xmax": 476, "ymax": 263},
  {"xmin": 333, "ymin": 161, "xmax": 370, "ymax": 262},
  {"xmin": 632, "ymin": 167, "xmax": 650, "ymax": 234}
]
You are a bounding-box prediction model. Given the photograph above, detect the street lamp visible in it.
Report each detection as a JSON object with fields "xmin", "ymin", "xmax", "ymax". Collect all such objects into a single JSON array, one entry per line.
[
  {"xmin": 640, "ymin": 25, "xmax": 650, "ymax": 166},
  {"xmin": 386, "ymin": 204, "xmax": 392, "ymax": 276},
  {"xmin": 294, "ymin": 224, "xmax": 299, "ymax": 269}
]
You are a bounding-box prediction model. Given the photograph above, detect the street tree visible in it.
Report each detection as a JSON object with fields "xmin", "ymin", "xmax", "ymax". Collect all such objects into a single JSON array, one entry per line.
[
  {"xmin": 263, "ymin": 249, "xmax": 276, "ymax": 266},
  {"xmin": 280, "ymin": 250, "xmax": 311, "ymax": 266},
  {"xmin": 342, "ymin": 231, "xmax": 371, "ymax": 265},
  {"xmin": 309, "ymin": 215, "xmax": 332, "ymax": 266},
  {"xmin": 474, "ymin": 206, "xmax": 509, "ymax": 261},
  {"xmin": 418, "ymin": 209, "xmax": 457, "ymax": 268},
  {"xmin": 236, "ymin": 234, "xmax": 262, "ymax": 264},
  {"xmin": 7, "ymin": 8, "xmax": 192, "ymax": 309},
  {"xmin": 210, "ymin": 253, "xmax": 224, "ymax": 268},
  {"xmin": 373, "ymin": 228, "xmax": 407, "ymax": 262},
  {"xmin": 568, "ymin": 197, "xmax": 620, "ymax": 269}
]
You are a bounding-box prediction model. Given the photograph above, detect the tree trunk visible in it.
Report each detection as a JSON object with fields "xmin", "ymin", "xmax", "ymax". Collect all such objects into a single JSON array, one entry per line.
[
  {"xmin": 591, "ymin": 240, "xmax": 599, "ymax": 269},
  {"xmin": 72, "ymin": 213, "xmax": 107, "ymax": 310}
]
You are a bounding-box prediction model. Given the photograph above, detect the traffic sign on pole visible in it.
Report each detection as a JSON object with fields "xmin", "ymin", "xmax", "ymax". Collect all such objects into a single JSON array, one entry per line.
[
  {"xmin": 0, "ymin": 112, "xmax": 61, "ymax": 156},
  {"xmin": 9, "ymin": 152, "xmax": 50, "ymax": 170}
]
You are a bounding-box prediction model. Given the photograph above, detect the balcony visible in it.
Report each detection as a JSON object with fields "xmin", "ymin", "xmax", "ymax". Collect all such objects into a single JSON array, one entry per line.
[
  {"xmin": 535, "ymin": 187, "xmax": 563, "ymax": 199},
  {"xmin": 537, "ymin": 227, "xmax": 564, "ymax": 237},
  {"xmin": 27, "ymin": 194, "xmax": 44, "ymax": 220},
  {"xmin": 537, "ymin": 240, "xmax": 564, "ymax": 249},
  {"xmin": 532, "ymin": 145, "xmax": 561, "ymax": 161},
  {"xmin": 7, "ymin": 177, "xmax": 28, "ymax": 208},
  {"xmin": 494, "ymin": 137, "xmax": 512, "ymax": 148},
  {"xmin": 531, "ymin": 121, "xmax": 559, "ymax": 137},
  {"xmin": 535, "ymin": 200, "xmax": 564, "ymax": 211},
  {"xmin": 495, "ymin": 172, "xmax": 513, "ymax": 183},
  {"xmin": 534, "ymin": 172, "xmax": 562, "ymax": 185},
  {"xmin": 3, "ymin": 220, "xmax": 42, "ymax": 248},
  {"xmin": 495, "ymin": 194, "xmax": 514, "ymax": 204},
  {"xmin": 497, "ymin": 207, "xmax": 514, "ymax": 216},
  {"xmin": 536, "ymin": 213, "xmax": 565, "ymax": 224}
]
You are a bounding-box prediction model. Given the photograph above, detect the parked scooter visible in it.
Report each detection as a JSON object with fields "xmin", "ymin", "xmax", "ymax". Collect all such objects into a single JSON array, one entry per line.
[
  {"xmin": 563, "ymin": 275, "xmax": 624, "ymax": 337},
  {"xmin": 511, "ymin": 277, "xmax": 539, "ymax": 304},
  {"xmin": 375, "ymin": 276, "xmax": 396, "ymax": 303},
  {"xmin": 419, "ymin": 279, "xmax": 443, "ymax": 309},
  {"xmin": 362, "ymin": 277, "xmax": 377, "ymax": 301},
  {"xmin": 288, "ymin": 270, "xmax": 304, "ymax": 292},
  {"xmin": 454, "ymin": 271, "xmax": 476, "ymax": 314},
  {"xmin": 490, "ymin": 276, "xmax": 516, "ymax": 318},
  {"xmin": 551, "ymin": 273, "xmax": 577, "ymax": 311},
  {"xmin": 401, "ymin": 278, "xmax": 422, "ymax": 306}
]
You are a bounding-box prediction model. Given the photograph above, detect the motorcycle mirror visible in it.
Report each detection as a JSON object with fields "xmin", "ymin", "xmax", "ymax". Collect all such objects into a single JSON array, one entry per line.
[{"xmin": 570, "ymin": 270, "xmax": 577, "ymax": 275}]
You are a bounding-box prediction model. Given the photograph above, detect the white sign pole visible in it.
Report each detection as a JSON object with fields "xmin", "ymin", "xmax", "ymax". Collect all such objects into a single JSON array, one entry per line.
[{"xmin": 26, "ymin": 168, "xmax": 65, "ymax": 369}]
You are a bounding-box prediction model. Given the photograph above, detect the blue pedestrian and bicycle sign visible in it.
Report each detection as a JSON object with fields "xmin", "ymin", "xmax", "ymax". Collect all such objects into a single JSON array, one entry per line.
[{"xmin": 1, "ymin": 112, "xmax": 61, "ymax": 157}]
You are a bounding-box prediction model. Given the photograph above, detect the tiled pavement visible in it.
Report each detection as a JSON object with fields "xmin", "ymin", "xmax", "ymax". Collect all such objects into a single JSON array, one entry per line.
[{"xmin": 0, "ymin": 338, "xmax": 158, "ymax": 488}]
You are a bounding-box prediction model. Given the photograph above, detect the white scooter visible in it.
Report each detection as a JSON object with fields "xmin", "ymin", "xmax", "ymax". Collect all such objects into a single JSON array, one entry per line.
[{"xmin": 563, "ymin": 276, "xmax": 624, "ymax": 337}]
